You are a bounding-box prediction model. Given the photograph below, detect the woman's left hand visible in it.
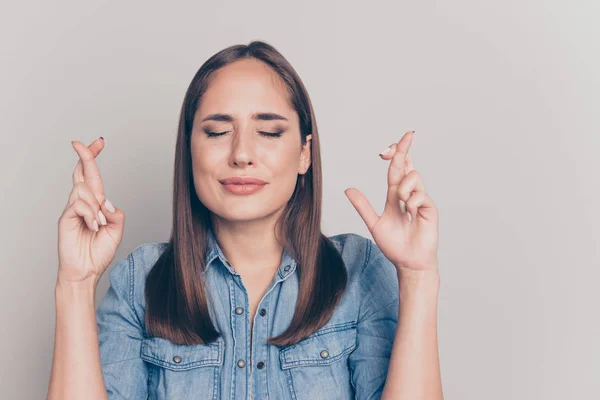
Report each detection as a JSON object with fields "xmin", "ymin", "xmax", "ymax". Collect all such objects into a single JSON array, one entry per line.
[{"xmin": 345, "ymin": 130, "xmax": 439, "ymax": 277}]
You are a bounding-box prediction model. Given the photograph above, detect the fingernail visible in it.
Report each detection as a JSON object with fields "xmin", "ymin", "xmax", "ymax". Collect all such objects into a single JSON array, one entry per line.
[
  {"xmin": 105, "ymin": 198, "xmax": 115, "ymax": 213},
  {"xmin": 98, "ymin": 210, "xmax": 107, "ymax": 226},
  {"xmin": 379, "ymin": 145, "xmax": 392, "ymax": 156},
  {"xmin": 407, "ymin": 212, "xmax": 413, "ymax": 223},
  {"xmin": 99, "ymin": 136, "xmax": 104, "ymax": 141},
  {"xmin": 93, "ymin": 219, "xmax": 99, "ymax": 232}
]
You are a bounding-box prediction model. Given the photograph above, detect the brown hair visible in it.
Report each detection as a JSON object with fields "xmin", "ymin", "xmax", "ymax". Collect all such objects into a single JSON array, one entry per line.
[{"xmin": 144, "ymin": 40, "xmax": 347, "ymax": 347}]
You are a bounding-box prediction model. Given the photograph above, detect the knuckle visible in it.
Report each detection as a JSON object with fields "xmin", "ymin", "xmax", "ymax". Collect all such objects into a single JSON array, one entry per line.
[
  {"xmin": 71, "ymin": 198, "xmax": 84, "ymax": 209},
  {"xmin": 397, "ymin": 186, "xmax": 410, "ymax": 202},
  {"xmin": 73, "ymin": 181, "xmax": 86, "ymax": 192},
  {"xmin": 406, "ymin": 196, "xmax": 417, "ymax": 208}
]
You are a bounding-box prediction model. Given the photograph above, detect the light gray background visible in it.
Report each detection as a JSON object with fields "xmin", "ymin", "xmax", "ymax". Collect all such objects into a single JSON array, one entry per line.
[{"xmin": 1, "ymin": 0, "xmax": 598, "ymax": 399}]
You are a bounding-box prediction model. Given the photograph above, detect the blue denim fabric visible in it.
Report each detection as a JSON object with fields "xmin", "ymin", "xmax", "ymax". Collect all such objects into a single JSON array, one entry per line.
[{"xmin": 96, "ymin": 229, "xmax": 399, "ymax": 399}]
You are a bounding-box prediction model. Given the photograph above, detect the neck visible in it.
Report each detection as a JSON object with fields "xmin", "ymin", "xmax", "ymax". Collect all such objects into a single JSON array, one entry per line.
[{"xmin": 212, "ymin": 218, "xmax": 285, "ymax": 275}]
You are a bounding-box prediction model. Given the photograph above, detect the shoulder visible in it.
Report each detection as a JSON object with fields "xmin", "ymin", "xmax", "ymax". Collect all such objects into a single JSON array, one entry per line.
[
  {"xmin": 106, "ymin": 242, "xmax": 169, "ymax": 319},
  {"xmin": 130, "ymin": 242, "xmax": 169, "ymax": 270},
  {"xmin": 327, "ymin": 232, "xmax": 398, "ymax": 299},
  {"xmin": 109, "ymin": 242, "xmax": 168, "ymax": 281},
  {"xmin": 327, "ymin": 232, "xmax": 394, "ymax": 275}
]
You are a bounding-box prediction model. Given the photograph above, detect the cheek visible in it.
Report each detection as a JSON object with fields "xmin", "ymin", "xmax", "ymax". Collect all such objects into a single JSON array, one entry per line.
[
  {"xmin": 191, "ymin": 140, "xmax": 221, "ymax": 172},
  {"xmin": 191, "ymin": 155, "xmax": 208, "ymax": 180},
  {"xmin": 263, "ymin": 144, "xmax": 301, "ymax": 173},
  {"xmin": 267, "ymin": 153, "xmax": 303, "ymax": 198},
  {"xmin": 190, "ymin": 148, "xmax": 221, "ymax": 196}
]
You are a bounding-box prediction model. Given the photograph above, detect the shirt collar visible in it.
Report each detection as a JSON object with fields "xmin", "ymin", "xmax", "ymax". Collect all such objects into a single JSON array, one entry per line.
[{"xmin": 204, "ymin": 226, "xmax": 298, "ymax": 279}]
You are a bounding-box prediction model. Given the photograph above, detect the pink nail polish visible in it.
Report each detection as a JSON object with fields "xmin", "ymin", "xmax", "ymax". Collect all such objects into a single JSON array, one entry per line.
[{"xmin": 105, "ymin": 198, "xmax": 115, "ymax": 213}]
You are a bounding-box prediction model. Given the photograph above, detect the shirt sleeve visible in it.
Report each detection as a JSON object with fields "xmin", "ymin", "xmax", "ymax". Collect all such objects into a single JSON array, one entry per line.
[
  {"xmin": 348, "ymin": 237, "xmax": 400, "ymax": 400},
  {"xmin": 95, "ymin": 252, "xmax": 149, "ymax": 399}
]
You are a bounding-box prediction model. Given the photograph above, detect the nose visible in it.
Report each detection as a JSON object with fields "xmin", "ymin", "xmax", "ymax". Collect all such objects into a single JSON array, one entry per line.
[{"xmin": 229, "ymin": 128, "xmax": 256, "ymax": 168}]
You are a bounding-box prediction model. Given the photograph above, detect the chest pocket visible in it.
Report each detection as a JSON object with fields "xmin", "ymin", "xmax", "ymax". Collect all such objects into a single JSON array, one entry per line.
[
  {"xmin": 141, "ymin": 336, "xmax": 223, "ymax": 400},
  {"xmin": 279, "ymin": 321, "xmax": 357, "ymax": 400}
]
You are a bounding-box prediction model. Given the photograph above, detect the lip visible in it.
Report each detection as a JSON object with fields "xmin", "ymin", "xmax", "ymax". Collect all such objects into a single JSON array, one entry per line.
[
  {"xmin": 219, "ymin": 176, "xmax": 268, "ymax": 195},
  {"xmin": 219, "ymin": 176, "xmax": 267, "ymax": 185},
  {"xmin": 221, "ymin": 183, "xmax": 267, "ymax": 195}
]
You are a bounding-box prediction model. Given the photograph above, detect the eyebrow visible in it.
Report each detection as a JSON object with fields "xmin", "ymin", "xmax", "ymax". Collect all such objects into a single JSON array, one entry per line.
[{"xmin": 199, "ymin": 112, "xmax": 288, "ymax": 123}]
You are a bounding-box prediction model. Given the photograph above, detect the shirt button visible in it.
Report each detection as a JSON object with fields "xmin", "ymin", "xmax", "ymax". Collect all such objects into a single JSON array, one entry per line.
[
  {"xmin": 257, "ymin": 361, "xmax": 265, "ymax": 369},
  {"xmin": 284, "ymin": 265, "xmax": 291, "ymax": 272},
  {"xmin": 237, "ymin": 359, "xmax": 246, "ymax": 368},
  {"xmin": 173, "ymin": 355, "xmax": 182, "ymax": 363},
  {"xmin": 259, "ymin": 308, "xmax": 266, "ymax": 316},
  {"xmin": 235, "ymin": 307, "xmax": 244, "ymax": 315},
  {"xmin": 320, "ymin": 350, "xmax": 329, "ymax": 358}
]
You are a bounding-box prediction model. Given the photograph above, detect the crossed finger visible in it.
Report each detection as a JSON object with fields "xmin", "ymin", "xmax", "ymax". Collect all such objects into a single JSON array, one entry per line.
[
  {"xmin": 71, "ymin": 137, "xmax": 106, "ymax": 205},
  {"xmin": 384, "ymin": 131, "xmax": 415, "ymax": 213}
]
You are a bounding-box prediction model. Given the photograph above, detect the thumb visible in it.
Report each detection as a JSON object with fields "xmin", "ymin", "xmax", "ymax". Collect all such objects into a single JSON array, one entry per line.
[{"xmin": 345, "ymin": 188, "xmax": 379, "ymax": 232}]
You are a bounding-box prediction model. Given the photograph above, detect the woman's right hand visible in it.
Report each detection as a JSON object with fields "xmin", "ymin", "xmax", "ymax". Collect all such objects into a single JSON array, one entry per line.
[{"xmin": 57, "ymin": 137, "xmax": 126, "ymax": 287}]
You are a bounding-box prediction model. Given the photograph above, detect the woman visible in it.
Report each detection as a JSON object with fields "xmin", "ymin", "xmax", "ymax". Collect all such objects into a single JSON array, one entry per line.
[{"xmin": 47, "ymin": 41, "xmax": 443, "ymax": 399}]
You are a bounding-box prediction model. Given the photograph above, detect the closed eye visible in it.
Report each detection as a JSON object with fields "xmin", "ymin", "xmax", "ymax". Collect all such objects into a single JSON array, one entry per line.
[{"xmin": 204, "ymin": 130, "xmax": 284, "ymax": 138}]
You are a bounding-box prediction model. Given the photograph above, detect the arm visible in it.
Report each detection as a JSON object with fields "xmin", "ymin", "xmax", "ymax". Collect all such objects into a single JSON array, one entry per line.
[
  {"xmin": 47, "ymin": 254, "xmax": 149, "ymax": 400},
  {"xmin": 345, "ymin": 129, "xmax": 442, "ymax": 398},
  {"xmin": 381, "ymin": 268, "xmax": 442, "ymax": 400},
  {"xmin": 47, "ymin": 279, "xmax": 108, "ymax": 400}
]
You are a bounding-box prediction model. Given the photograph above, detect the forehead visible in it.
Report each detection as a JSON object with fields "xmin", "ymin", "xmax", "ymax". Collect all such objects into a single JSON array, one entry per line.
[{"xmin": 197, "ymin": 58, "xmax": 294, "ymax": 118}]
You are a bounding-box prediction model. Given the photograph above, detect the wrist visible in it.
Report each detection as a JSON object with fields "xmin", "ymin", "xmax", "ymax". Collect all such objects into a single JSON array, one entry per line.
[
  {"xmin": 397, "ymin": 265, "xmax": 440, "ymax": 281},
  {"xmin": 55, "ymin": 277, "xmax": 97, "ymax": 301},
  {"xmin": 397, "ymin": 267, "xmax": 440, "ymax": 298}
]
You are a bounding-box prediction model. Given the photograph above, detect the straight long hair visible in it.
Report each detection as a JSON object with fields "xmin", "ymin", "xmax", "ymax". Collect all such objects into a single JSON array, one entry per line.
[{"xmin": 144, "ymin": 41, "xmax": 347, "ymax": 347}]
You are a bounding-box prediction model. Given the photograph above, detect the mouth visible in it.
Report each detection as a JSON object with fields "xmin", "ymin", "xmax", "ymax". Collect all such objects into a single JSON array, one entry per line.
[
  {"xmin": 219, "ymin": 176, "xmax": 267, "ymax": 185},
  {"xmin": 221, "ymin": 182, "xmax": 268, "ymax": 195}
]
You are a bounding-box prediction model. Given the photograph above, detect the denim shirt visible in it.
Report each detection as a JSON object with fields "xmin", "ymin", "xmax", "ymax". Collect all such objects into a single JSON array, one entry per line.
[{"xmin": 96, "ymin": 230, "xmax": 400, "ymax": 400}]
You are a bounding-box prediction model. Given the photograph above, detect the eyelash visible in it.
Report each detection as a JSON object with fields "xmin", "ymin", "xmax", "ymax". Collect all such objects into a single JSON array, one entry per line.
[{"xmin": 204, "ymin": 130, "xmax": 283, "ymax": 138}]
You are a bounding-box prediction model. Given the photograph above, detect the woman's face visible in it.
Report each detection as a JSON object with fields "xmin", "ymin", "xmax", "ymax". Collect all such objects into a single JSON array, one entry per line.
[{"xmin": 190, "ymin": 58, "xmax": 312, "ymax": 225}]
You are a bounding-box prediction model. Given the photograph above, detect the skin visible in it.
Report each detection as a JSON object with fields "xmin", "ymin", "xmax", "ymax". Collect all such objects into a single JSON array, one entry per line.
[
  {"xmin": 48, "ymin": 136, "xmax": 124, "ymax": 400},
  {"xmin": 190, "ymin": 58, "xmax": 312, "ymax": 277},
  {"xmin": 345, "ymin": 131, "xmax": 440, "ymax": 274},
  {"xmin": 190, "ymin": 58, "xmax": 312, "ymax": 333},
  {"xmin": 345, "ymin": 131, "xmax": 443, "ymax": 398},
  {"xmin": 47, "ymin": 57, "xmax": 314, "ymax": 398},
  {"xmin": 50, "ymin": 60, "xmax": 442, "ymax": 399}
]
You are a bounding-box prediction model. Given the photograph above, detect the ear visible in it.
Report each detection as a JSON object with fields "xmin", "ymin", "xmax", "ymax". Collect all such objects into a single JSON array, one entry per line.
[{"xmin": 298, "ymin": 134, "xmax": 312, "ymax": 175}]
